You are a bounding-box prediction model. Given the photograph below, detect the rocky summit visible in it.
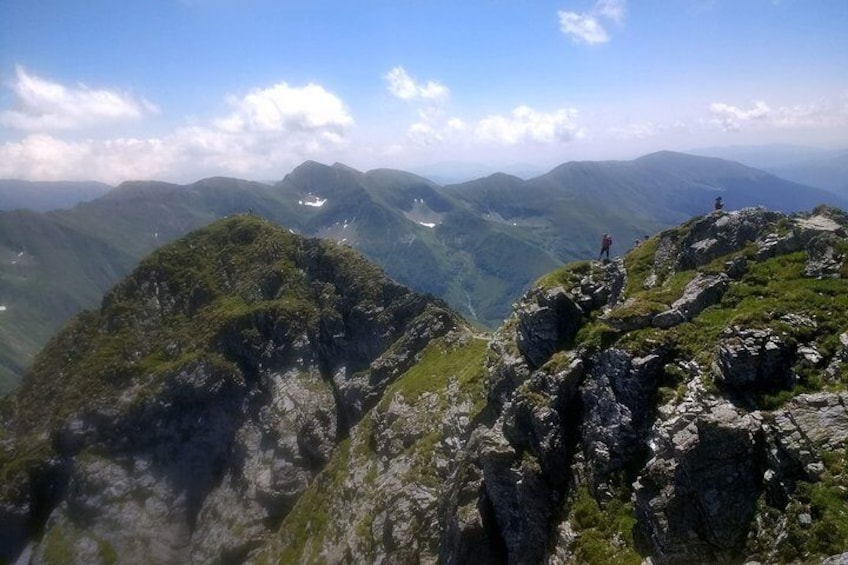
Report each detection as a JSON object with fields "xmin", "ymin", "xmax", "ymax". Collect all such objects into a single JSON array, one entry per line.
[{"xmin": 3, "ymin": 206, "xmax": 848, "ymax": 564}]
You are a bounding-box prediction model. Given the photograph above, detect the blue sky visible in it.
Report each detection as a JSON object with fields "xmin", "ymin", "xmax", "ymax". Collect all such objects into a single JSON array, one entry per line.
[{"xmin": 0, "ymin": 0, "xmax": 846, "ymax": 183}]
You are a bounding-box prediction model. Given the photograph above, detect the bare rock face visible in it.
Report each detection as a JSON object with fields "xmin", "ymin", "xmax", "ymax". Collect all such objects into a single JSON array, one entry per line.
[
  {"xmin": 633, "ymin": 396, "xmax": 765, "ymax": 563},
  {"xmin": 579, "ymin": 349, "xmax": 662, "ymax": 494},
  {"xmin": 476, "ymin": 427, "xmax": 553, "ymax": 565},
  {"xmin": 334, "ymin": 302, "xmax": 459, "ymax": 423},
  {"xmin": 805, "ymin": 232, "xmax": 844, "ymax": 278},
  {"xmin": 713, "ymin": 327, "xmax": 795, "ymax": 390},
  {"xmin": 515, "ymin": 287, "xmax": 584, "ymax": 371},
  {"xmin": 502, "ymin": 354, "xmax": 583, "ymax": 476},
  {"xmin": 676, "ymin": 208, "xmax": 782, "ymax": 269},
  {"xmin": 487, "ymin": 260, "xmax": 622, "ymax": 408},
  {"xmin": 766, "ymin": 392, "xmax": 848, "ymax": 486}
]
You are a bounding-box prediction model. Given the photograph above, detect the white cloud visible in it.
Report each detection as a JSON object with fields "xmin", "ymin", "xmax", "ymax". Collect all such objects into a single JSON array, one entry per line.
[
  {"xmin": 384, "ymin": 67, "xmax": 449, "ymax": 101},
  {"xmin": 475, "ymin": 106, "xmax": 584, "ymax": 145},
  {"xmin": 608, "ymin": 119, "xmax": 689, "ymax": 140},
  {"xmin": 709, "ymin": 100, "xmax": 771, "ymax": 131},
  {"xmin": 408, "ymin": 122, "xmax": 443, "ymax": 146},
  {"xmin": 558, "ymin": 0, "xmax": 626, "ymax": 45},
  {"xmin": 214, "ymin": 82, "xmax": 353, "ymax": 133},
  {"xmin": 0, "ymin": 75, "xmax": 355, "ymax": 183},
  {"xmin": 596, "ymin": 0, "xmax": 626, "ymax": 24},
  {"xmin": 0, "ymin": 134, "xmax": 177, "ymax": 182},
  {"xmin": 708, "ymin": 96, "xmax": 848, "ymax": 134},
  {"xmin": 0, "ymin": 66, "xmax": 158, "ymax": 131},
  {"xmin": 770, "ymin": 98, "xmax": 848, "ymax": 128},
  {"xmin": 446, "ymin": 117, "xmax": 466, "ymax": 132},
  {"xmin": 558, "ymin": 12, "xmax": 609, "ymax": 44}
]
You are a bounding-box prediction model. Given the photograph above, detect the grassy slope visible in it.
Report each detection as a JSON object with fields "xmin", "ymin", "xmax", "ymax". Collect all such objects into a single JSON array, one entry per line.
[{"xmin": 256, "ymin": 334, "xmax": 489, "ymax": 564}]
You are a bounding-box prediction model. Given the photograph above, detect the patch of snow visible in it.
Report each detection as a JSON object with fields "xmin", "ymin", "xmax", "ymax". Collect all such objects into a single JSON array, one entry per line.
[
  {"xmin": 0, "ymin": 306, "xmax": 6, "ymax": 311},
  {"xmin": 419, "ymin": 222, "xmax": 436, "ymax": 228},
  {"xmin": 299, "ymin": 196, "xmax": 327, "ymax": 207},
  {"xmin": 11, "ymin": 260, "xmax": 16, "ymax": 265},
  {"xmin": 17, "ymin": 251, "xmax": 24, "ymax": 257}
]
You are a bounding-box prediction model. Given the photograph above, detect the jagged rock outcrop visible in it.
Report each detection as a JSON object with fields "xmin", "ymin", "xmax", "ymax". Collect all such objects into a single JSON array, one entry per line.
[
  {"xmin": 652, "ymin": 272, "xmax": 729, "ymax": 328},
  {"xmin": 4, "ymin": 206, "xmax": 848, "ymax": 565},
  {"xmin": 805, "ymin": 232, "xmax": 845, "ymax": 278},
  {"xmin": 713, "ymin": 327, "xmax": 796, "ymax": 390},
  {"xmin": 0, "ymin": 216, "xmax": 461, "ymax": 564},
  {"xmin": 437, "ymin": 206, "xmax": 848, "ymax": 565},
  {"xmin": 580, "ymin": 350, "xmax": 663, "ymax": 495}
]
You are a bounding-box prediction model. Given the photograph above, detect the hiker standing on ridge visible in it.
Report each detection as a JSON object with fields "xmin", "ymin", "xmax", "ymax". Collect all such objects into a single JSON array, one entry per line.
[
  {"xmin": 599, "ymin": 233, "xmax": 612, "ymax": 260},
  {"xmin": 715, "ymin": 196, "xmax": 724, "ymax": 210}
]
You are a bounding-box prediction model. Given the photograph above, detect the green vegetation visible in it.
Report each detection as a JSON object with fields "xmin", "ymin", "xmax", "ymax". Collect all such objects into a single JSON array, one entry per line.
[
  {"xmin": 610, "ymin": 245, "xmax": 848, "ymax": 408},
  {"xmin": 39, "ymin": 521, "xmax": 118, "ymax": 565},
  {"xmin": 265, "ymin": 439, "xmax": 352, "ymax": 565},
  {"xmin": 263, "ymin": 333, "xmax": 489, "ymax": 563},
  {"xmin": 752, "ymin": 448, "xmax": 848, "ymax": 562},
  {"xmin": 568, "ymin": 487, "xmax": 641, "ymax": 565},
  {"xmin": 605, "ymin": 269, "xmax": 696, "ymax": 326},
  {"xmin": 377, "ymin": 334, "xmax": 489, "ymax": 410},
  {"xmin": 622, "ymin": 237, "xmax": 659, "ymax": 295}
]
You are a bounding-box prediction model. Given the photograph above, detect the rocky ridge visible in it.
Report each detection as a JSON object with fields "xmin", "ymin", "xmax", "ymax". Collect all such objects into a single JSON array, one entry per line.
[
  {"xmin": 0, "ymin": 216, "xmax": 463, "ymax": 564},
  {"xmin": 2, "ymin": 206, "xmax": 848, "ymax": 564},
  {"xmin": 252, "ymin": 206, "xmax": 848, "ymax": 564}
]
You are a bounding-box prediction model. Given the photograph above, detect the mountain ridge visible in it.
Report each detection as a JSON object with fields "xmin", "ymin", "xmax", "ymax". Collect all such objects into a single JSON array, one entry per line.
[
  {"xmin": 0, "ymin": 180, "xmax": 113, "ymax": 213},
  {"xmin": 2, "ymin": 205, "xmax": 848, "ymax": 563},
  {"xmin": 0, "ymin": 151, "xmax": 844, "ymax": 391}
]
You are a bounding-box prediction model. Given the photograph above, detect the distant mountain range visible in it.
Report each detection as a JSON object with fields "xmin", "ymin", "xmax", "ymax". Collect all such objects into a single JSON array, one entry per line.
[
  {"xmin": 688, "ymin": 144, "xmax": 848, "ymax": 198},
  {"xmin": 0, "ymin": 151, "xmax": 843, "ymax": 392},
  {"xmin": 0, "ymin": 180, "xmax": 113, "ymax": 212}
]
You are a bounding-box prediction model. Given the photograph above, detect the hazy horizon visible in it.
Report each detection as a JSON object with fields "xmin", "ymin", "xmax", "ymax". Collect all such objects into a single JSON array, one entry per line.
[{"xmin": 1, "ymin": 0, "xmax": 846, "ymax": 184}]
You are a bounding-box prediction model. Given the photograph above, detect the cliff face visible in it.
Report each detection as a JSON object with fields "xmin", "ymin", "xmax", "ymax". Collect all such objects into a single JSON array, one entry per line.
[
  {"xmin": 0, "ymin": 215, "xmax": 462, "ymax": 563},
  {"xmin": 2, "ymin": 207, "xmax": 848, "ymax": 564}
]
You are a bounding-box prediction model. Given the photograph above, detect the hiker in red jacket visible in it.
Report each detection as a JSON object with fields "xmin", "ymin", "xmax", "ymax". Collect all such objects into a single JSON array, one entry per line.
[{"xmin": 599, "ymin": 233, "xmax": 612, "ymax": 260}]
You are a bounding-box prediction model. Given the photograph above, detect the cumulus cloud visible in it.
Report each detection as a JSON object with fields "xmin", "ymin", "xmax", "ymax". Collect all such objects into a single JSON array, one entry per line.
[
  {"xmin": 769, "ymin": 98, "xmax": 848, "ymax": 128},
  {"xmin": 558, "ymin": 0, "xmax": 626, "ymax": 45},
  {"xmin": 0, "ymin": 66, "xmax": 158, "ymax": 131},
  {"xmin": 709, "ymin": 100, "xmax": 771, "ymax": 131},
  {"xmin": 407, "ymin": 122, "xmax": 443, "ymax": 146},
  {"xmin": 384, "ymin": 67, "xmax": 449, "ymax": 101},
  {"xmin": 708, "ymin": 97, "xmax": 848, "ymax": 133},
  {"xmin": 0, "ymin": 71, "xmax": 356, "ymax": 183},
  {"xmin": 558, "ymin": 13, "xmax": 609, "ymax": 44},
  {"xmin": 0, "ymin": 134, "xmax": 177, "ymax": 182},
  {"xmin": 475, "ymin": 106, "xmax": 584, "ymax": 144},
  {"xmin": 214, "ymin": 82, "xmax": 353, "ymax": 133},
  {"xmin": 596, "ymin": 0, "xmax": 626, "ymax": 23}
]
